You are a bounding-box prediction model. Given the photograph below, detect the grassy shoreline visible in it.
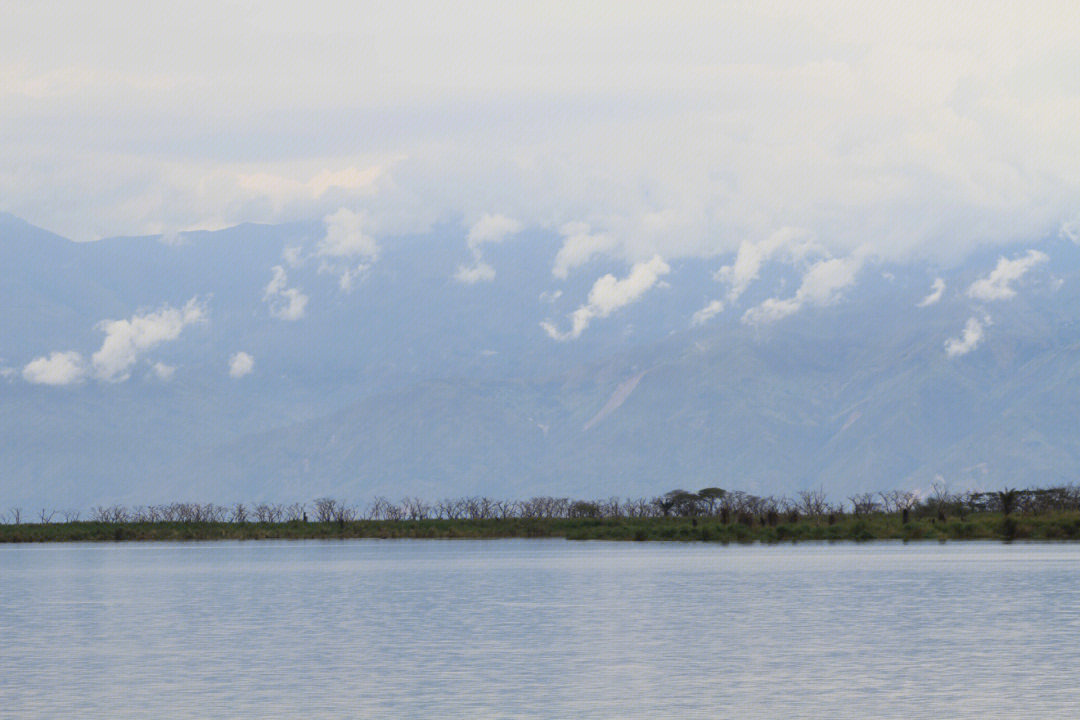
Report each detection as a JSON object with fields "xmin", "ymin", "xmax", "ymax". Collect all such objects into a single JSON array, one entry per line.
[{"xmin": 4, "ymin": 512, "xmax": 1080, "ymax": 544}]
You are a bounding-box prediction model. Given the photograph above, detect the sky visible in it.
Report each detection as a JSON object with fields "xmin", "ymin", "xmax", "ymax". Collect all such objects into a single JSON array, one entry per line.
[{"xmin": 3, "ymin": 1, "xmax": 1080, "ymax": 268}]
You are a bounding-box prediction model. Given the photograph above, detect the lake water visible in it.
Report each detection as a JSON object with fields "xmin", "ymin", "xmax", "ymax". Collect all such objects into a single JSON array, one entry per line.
[{"xmin": 2, "ymin": 539, "xmax": 1078, "ymax": 718}]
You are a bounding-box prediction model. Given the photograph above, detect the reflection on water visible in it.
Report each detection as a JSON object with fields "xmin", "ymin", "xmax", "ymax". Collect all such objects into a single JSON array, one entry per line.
[{"xmin": 2, "ymin": 539, "xmax": 1079, "ymax": 718}]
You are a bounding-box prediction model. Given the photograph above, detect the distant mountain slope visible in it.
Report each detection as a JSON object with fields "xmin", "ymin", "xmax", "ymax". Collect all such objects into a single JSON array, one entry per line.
[{"xmin": 4, "ymin": 213, "xmax": 1080, "ymax": 508}]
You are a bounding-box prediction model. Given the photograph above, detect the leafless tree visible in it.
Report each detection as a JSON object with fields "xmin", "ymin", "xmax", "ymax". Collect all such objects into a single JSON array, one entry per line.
[
  {"xmin": 313, "ymin": 497, "xmax": 340, "ymax": 523},
  {"xmin": 402, "ymin": 497, "xmax": 432, "ymax": 520},
  {"xmin": 848, "ymin": 493, "xmax": 880, "ymax": 515},
  {"xmin": 798, "ymin": 488, "xmax": 829, "ymax": 517}
]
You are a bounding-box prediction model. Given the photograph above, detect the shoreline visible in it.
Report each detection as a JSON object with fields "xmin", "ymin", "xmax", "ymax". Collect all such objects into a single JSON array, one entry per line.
[{"xmin": 3, "ymin": 512, "xmax": 1080, "ymax": 544}]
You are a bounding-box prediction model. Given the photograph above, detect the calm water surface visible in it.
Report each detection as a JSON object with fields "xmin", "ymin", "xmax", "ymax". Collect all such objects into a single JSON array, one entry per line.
[{"xmin": 2, "ymin": 539, "xmax": 1078, "ymax": 718}]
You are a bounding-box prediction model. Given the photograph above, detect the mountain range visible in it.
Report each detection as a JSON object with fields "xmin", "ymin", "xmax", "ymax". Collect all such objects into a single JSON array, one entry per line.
[{"xmin": 3, "ymin": 210, "xmax": 1079, "ymax": 509}]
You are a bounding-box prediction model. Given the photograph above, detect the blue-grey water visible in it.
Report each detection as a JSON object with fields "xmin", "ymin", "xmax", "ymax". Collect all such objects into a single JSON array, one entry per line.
[{"xmin": 2, "ymin": 539, "xmax": 1079, "ymax": 718}]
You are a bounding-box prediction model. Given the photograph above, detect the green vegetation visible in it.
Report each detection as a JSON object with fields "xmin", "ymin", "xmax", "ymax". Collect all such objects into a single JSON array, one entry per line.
[{"xmin": 5, "ymin": 486, "xmax": 1080, "ymax": 543}]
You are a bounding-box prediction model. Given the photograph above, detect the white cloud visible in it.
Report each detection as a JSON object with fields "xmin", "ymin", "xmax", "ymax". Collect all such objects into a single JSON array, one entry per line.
[
  {"xmin": 316, "ymin": 208, "xmax": 379, "ymax": 290},
  {"xmin": 1061, "ymin": 217, "xmax": 1080, "ymax": 245},
  {"xmin": 945, "ymin": 317, "xmax": 986, "ymax": 358},
  {"xmin": 918, "ymin": 277, "xmax": 946, "ymax": 307},
  {"xmin": 454, "ymin": 213, "xmax": 521, "ymax": 284},
  {"xmin": 454, "ymin": 261, "xmax": 496, "ymax": 285},
  {"xmin": 539, "ymin": 289, "xmax": 562, "ymax": 303},
  {"xmin": 466, "ymin": 213, "xmax": 521, "ymax": 253},
  {"xmin": 22, "ymin": 351, "xmax": 86, "ymax": 386},
  {"xmin": 318, "ymin": 208, "xmax": 379, "ymax": 259},
  {"xmin": 228, "ymin": 352, "xmax": 254, "ymax": 378},
  {"xmin": 542, "ymin": 255, "xmax": 670, "ymax": 340},
  {"xmin": 151, "ymin": 362, "xmax": 176, "ymax": 381},
  {"xmin": 691, "ymin": 299, "xmax": 724, "ymax": 326},
  {"xmin": 263, "ymin": 265, "xmax": 309, "ymax": 320},
  {"xmin": 552, "ymin": 222, "xmax": 619, "ymax": 280},
  {"xmin": 715, "ymin": 227, "xmax": 817, "ymax": 303},
  {"xmin": 742, "ymin": 253, "xmax": 865, "ymax": 325},
  {"xmin": 158, "ymin": 230, "xmax": 187, "ymax": 246},
  {"xmin": 967, "ymin": 250, "xmax": 1049, "ymax": 301},
  {"xmin": 4, "ymin": 3, "xmax": 1080, "ymax": 269},
  {"xmin": 91, "ymin": 299, "xmax": 205, "ymax": 382},
  {"xmin": 282, "ymin": 245, "xmax": 304, "ymax": 267}
]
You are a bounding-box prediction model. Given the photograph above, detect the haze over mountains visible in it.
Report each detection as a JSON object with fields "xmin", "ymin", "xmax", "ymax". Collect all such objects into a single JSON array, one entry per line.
[{"xmin": 4, "ymin": 210, "xmax": 1080, "ymax": 509}]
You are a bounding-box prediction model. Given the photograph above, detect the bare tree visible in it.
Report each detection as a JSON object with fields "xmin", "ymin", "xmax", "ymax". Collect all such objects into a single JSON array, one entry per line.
[
  {"xmin": 313, "ymin": 497, "xmax": 339, "ymax": 523},
  {"xmin": 848, "ymin": 493, "xmax": 880, "ymax": 515},
  {"xmin": 402, "ymin": 497, "xmax": 432, "ymax": 521},
  {"xmin": 798, "ymin": 488, "xmax": 829, "ymax": 517}
]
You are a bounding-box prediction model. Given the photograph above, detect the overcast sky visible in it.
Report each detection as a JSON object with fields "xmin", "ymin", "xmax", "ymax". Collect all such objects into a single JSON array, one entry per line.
[{"xmin": 3, "ymin": 1, "xmax": 1079, "ymax": 264}]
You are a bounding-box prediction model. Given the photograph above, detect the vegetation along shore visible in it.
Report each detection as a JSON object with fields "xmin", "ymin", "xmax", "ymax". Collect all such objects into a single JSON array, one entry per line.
[{"xmin": 4, "ymin": 486, "xmax": 1080, "ymax": 543}]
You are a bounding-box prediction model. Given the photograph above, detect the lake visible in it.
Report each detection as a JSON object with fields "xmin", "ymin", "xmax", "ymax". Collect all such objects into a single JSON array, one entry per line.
[{"xmin": 2, "ymin": 539, "xmax": 1078, "ymax": 718}]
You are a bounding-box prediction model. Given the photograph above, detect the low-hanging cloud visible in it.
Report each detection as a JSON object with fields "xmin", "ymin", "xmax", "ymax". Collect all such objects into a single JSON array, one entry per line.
[
  {"xmin": 742, "ymin": 253, "xmax": 865, "ymax": 325},
  {"xmin": 22, "ymin": 351, "xmax": 87, "ymax": 386},
  {"xmin": 92, "ymin": 299, "xmax": 206, "ymax": 382},
  {"xmin": 945, "ymin": 316, "xmax": 986, "ymax": 358},
  {"xmin": 454, "ymin": 261, "xmax": 496, "ymax": 285},
  {"xmin": 716, "ymin": 227, "xmax": 818, "ymax": 304},
  {"xmin": 542, "ymin": 255, "xmax": 670, "ymax": 340},
  {"xmin": 151, "ymin": 362, "xmax": 176, "ymax": 381},
  {"xmin": 317, "ymin": 208, "xmax": 379, "ymax": 291},
  {"xmin": 455, "ymin": 213, "xmax": 521, "ymax": 284},
  {"xmin": 22, "ymin": 298, "xmax": 206, "ymax": 385},
  {"xmin": 691, "ymin": 299, "xmax": 724, "ymax": 326},
  {"xmin": 967, "ymin": 250, "xmax": 1049, "ymax": 301},
  {"xmin": 264, "ymin": 266, "xmax": 309, "ymax": 320},
  {"xmin": 5, "ymin": 3, "xmax": 1080, "ymax": 271},
  {"xmin": 552, "ymin": 222, "xmax": 619, "ymax": 280},
  {"xmin": 228, "ymin": 351, "xmax": 254, "ymax": 378},
  {"xmin": 918, "ymin": 277, "xmax": 946, "ymax": 307}
]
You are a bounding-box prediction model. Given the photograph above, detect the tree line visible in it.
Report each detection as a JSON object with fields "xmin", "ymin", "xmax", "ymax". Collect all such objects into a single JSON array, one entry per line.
[{"xmin": 5, "ymin": 484, "xmax": 1080, "ymax": 526}]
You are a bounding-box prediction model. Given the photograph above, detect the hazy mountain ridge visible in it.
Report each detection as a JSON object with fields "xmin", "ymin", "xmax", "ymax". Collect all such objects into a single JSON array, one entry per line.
[{"xmin": 3, "ymin": 213, "xmax": 1079, "ymax": 507}]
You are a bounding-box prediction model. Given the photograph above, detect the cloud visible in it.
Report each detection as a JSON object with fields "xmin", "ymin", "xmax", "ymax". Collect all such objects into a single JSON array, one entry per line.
[
  {"xmin": 918, "ymin": 277, "xmax": 946, "ymax": 307},
  {"xmin": 151, "ymin": 362, "xmax": 176, "ymax": 381},
  {"xmin": 91, "ymin": 298, "xmax": 206, "ymax": 382},
  {"xmin": 552, "ymin": 222, "xmax": 619, "ymax": 280},
  {"xmin": 945, "ymin": 317, "xmax": 986, "ymax": 358},
  {"xmin": 691, "ymin": 300, "xmax": 724, "ymax": 326},
  {"xmin": 967, "ymin": 250, "xmax": 1049, "ymax": 301},
  {"xmin": 1062, "ymin": 217, "xmax": 1080, "ymax": 245},
  {"xmin": 454, "ymin": 261, "xmax": 496, "ymax": 285},
  {"xmin": 158, "ymin": 230, "xmax": 187, "ymax": 246},
  {"xmin": 228, "ymin": 352, "xmax": 254, "ymax": 378},
  {"xmin": 4, "ymin": 3, "xmax": 1080, "ymax": 270},
  {"xmin": 715, "ymin": 227, "xmax": 818, "ymax": 303},
  {"xmin": 318, "ymin": 208, "xmax": 379, "ymax": 259},
  {"xmin": 263, "ymin": 266, "xmax": 309, "ymax": 320},
  {"xmin": 455, "ymin": 213, "xmax": 521, "ymax": 283},
  {"xmin": 742, "ymin": 253, "xmax": 865, "ymax": 325},
  {"xmin": 317, "ymin": 208, "xmax": 379, "ymax": 291},
  {"xmin": 22, "ymin": 351, "xmax": 86, "ymax": 386},
  {"xmin": 282, "ymin": 245, "xmax": 304, "ymax": 268},
  {"xmin": 466, "ymin": 213, "xmax": 522, "ymax": 252},
  {"xmin": 542, "ymin": 255, "xmax": 670, "ymax": 340},
  {"xmin": 20, "ymin": 299, "xmax": 205, "ymax": 385}
]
